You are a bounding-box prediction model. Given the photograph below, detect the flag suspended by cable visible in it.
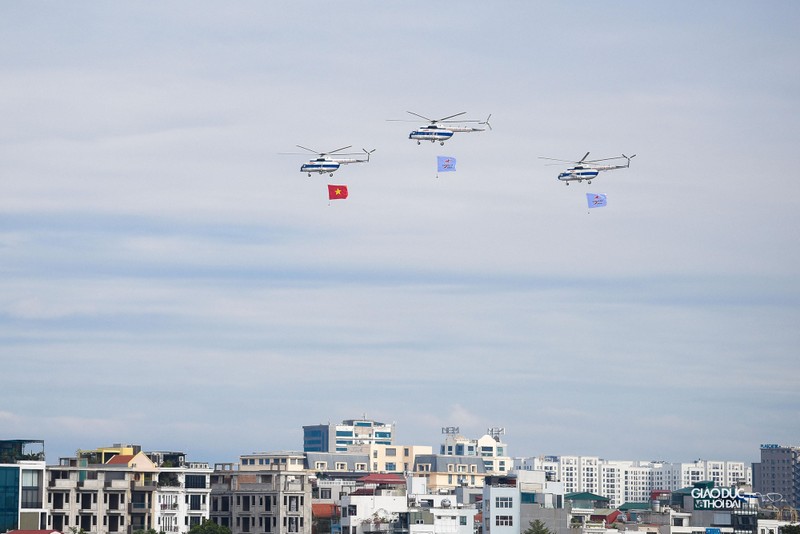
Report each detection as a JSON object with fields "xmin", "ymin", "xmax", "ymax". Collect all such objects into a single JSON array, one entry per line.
[
  {"xmin": 436, "ymin": 156, "xmax": 456, "ymax": 178},
  {"xmin": 328, "ymin": 184, "xmax": 348, "ymax": 203},
  {"xmin": 586, "ymin": 193, "xmax": 607, "ymax": 213}
]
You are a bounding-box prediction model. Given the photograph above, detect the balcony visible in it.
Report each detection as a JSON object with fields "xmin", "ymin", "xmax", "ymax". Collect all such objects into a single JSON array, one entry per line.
[
  {"xmin": 239, "ymin": 483, "xmax": 275, "ymax": 491},
  {"xmin": 79, "ymin": 479, "xmax": 103, "ymax": 490}
]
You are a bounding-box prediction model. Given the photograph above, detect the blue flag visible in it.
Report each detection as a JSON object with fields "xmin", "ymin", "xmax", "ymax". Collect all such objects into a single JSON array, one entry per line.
[
  {"xmin": 437, "ymin": 156, "xmax": 456, "ymax": 172},
  {"xmin": 586, "ymin": 193, "xmax": 607, "ymax": 208}
]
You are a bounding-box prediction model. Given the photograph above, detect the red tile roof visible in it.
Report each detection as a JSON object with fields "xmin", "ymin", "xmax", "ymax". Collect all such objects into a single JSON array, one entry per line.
[{"xmin": 107, "ymin": 454, "xmax": 134, "ymax": 465}]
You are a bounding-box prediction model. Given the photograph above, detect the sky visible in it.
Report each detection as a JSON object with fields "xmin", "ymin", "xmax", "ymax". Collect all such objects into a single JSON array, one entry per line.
[{"xmin": 1, "ymin": 1, "xmax": 799, "ymax": 467}]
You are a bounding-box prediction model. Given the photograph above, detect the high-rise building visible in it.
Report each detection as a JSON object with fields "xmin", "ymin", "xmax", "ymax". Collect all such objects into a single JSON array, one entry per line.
[
  {"xmin": 753, "ymin": 443, "xmax": 800, "ymax": 509},
  {"xmin": 303, "ymin": 418, "xmax": 393, "ymax": 453}
]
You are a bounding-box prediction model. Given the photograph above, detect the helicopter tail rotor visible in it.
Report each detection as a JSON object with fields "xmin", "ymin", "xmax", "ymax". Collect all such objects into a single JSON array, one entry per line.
[
  {"xmin": 480, "ymin": 114, "xmax": 493, "ymax": 131},
  {"xmin": 622, "ymin": 154, "xmax": 637, "ymax": 167},
  {"xmin": 362, "ymin": 148, "xmax": 376, "ymax": 161}
]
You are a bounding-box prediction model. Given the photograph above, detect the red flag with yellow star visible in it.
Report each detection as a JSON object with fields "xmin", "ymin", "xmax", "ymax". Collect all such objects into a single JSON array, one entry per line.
[{"xmin": 328, "ymin": 184, "xmax": 348, "ymax": 200}]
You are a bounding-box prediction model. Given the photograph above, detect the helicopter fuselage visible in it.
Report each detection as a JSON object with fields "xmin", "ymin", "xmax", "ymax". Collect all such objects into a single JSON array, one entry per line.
[
  {"xmin": 301, "ymin": 159, "xmax": 341, "ymax": 175},
  {"xmin": 409, "ymin": 126, "xmax": 454, "ymax": 144},
  {"xmin": 558, "ymin": 166, "xmax": 600, "ymax": 183}
]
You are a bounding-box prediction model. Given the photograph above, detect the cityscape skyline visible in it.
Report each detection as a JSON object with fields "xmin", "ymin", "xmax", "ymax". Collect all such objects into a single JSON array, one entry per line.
[
  {"xmin": 11, "ymin": 430, "xmax": 783, "ymax": 468},
  {"xmin": 2, "ymin": 2, "xmax": 798, "ymax": 467}
]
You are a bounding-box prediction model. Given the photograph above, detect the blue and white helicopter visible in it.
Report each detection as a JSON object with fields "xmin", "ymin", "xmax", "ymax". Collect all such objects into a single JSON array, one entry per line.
[
  {"xmin": 292, "ymin": 145, "xmax": 375, "ymax": 177},
  {"xmin": 539, "ymin": 152, "xmax": 636, "ymax": 185},
  {"xmin": 390, "ymin": 111, "xmax": 492, "ymax": 145}
]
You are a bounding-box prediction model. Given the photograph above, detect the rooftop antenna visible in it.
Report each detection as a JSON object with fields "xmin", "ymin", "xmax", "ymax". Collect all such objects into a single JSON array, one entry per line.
[
  {"xmin": 441, "ymin": 427, "xmax": 460, "ymax": 435},
  {"xmin": 487, "ymin": 427, "xmax": 506, "ymax": 441}
]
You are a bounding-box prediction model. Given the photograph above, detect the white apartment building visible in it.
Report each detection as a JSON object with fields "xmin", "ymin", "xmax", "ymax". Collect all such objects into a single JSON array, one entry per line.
[
  {"xmin": 652, "ymin": 460, "xmax": 750, "ymax": 490},
  {"xmin": 483, "ymin": 484, "xmax": 519, "ymax": 534},
  {"xmin": 440, "ymin": 432, "xmax": 511, "ymax": 475},
  {"xmin": 155, "ymin": 462, "xmax": 214, "ymax": 533},
  {"xmin": 339, "ymin": 475, "xmax": 477, "ymax": 534},
  {"xmin": 514, "ymin": 456, "xmax": 751, "ymax": 508}
]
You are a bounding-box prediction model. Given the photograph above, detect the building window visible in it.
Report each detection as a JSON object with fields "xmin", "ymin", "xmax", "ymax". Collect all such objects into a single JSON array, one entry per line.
[
  {"xmin": 496, "ymin": 516, "xmax": 513, "ymax": 526},
  {"xmin": 496, "ymin": 497, "xmax": 512, "ymax": 508},
  {"xmin": 386, "ymin": 449, "xmax": 397, "ymax": 457}
]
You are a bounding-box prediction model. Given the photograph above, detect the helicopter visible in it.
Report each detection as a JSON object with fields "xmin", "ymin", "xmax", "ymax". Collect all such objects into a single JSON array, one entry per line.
[
  {"xmin": 539, "ymin": 152, "xmax": 636, "ymax": 185},
  {"xmin": 388, "ymin": 111, "xmax": 492, "ymax": 145},
  {"xmin": 290, "ymin": 145, "xmax": 375, "ymax": 177}
]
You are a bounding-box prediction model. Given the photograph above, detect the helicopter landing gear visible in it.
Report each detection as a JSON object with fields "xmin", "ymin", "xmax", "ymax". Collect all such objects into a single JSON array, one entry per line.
[
  {"xmin": 329, "ymin": 173, "xmax": 334, "ymax": 177},
  {"xmin": 566, "ymin": 182, "xmax": 570, "ymax": 186},
  {"xmin": 587, "ymin": 180, "xmax": 592, "ymax": 184},
  {"xmin": 440, "ymin": 141, "xmax": 445, "ymax": 146},
  {"xmin": 417, "ymin": 141, "xmax": 421, "ymax": 145},
  {"xmin": 308, "ymin": 173, "xmax": 312, "ymax": 177}
]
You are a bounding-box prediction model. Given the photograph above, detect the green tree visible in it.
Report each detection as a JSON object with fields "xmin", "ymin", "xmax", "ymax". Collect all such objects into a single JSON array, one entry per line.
[
  {"xmin": 189, "ymin": 519, "xmax": 232, "ymax": 534},
  {"xmin": 524, "ymin": 519, "xmax": 553, "ymax": 534},
  {"xmin": 133, "ymin": 529, "xmax": 166, "ymax": 534},
  {"xmin": 780, "ymin": 526, "xmax": 800, "ymax": 534}
]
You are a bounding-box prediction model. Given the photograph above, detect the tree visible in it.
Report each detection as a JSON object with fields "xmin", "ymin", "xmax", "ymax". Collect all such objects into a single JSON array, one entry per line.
[
  {"xmin": 780, "ymin": 526, "xmax": 800, "ymax": 534},
  {"xmin": 524, "ymin": 519, "xmax": 553, "ymax": 534},
  {"xmin": 188, "ymin": 519, "xmax": 232, "ymax": 534}
]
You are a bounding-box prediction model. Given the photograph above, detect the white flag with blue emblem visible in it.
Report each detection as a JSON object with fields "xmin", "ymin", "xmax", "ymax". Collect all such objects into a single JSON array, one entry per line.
[
  {"xmin": 586, "ymin": 193, "xmax": 607, "ymax": 208},
  {"xmin": 437, "ymin": 156, "xmax": 456, "ymax": 172}
]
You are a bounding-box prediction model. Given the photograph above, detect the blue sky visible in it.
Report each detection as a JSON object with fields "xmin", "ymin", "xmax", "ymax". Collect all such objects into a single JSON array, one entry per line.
[{"xmin": 1, "ymin": 1, "xmax": 799, "ymax": 465}]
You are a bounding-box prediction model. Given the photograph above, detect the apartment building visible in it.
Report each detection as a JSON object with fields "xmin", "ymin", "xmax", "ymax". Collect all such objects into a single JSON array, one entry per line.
[
  {"xmin": 0, "ymin": 440, "xmax": 47, "ymax": 531},
  {"xmin": 367, "ymin": 445, "xmax": 433, "ymax": 474},
  {"xmin": 303, "ymin": 419, "xmax": 394, "ymax": 453},
  {"xmin": 752, "ymin": 443, "xmax": 800, "ymax": 509},
  {"xmin": 46, "ymin": 448, "xmax": 212, "ymax": 534},
  {"xmin": 440, "ymin": 432, "xmax": 511, "ymax": 475},
  {"xmin": 209, "ymin": 451, "xmax": 311, "ymax": 534},
  {"xmin": 412, "ymin": 455, "xmax": 486, "ymax": 491},
  {"xmin": 515, "ymin": 456, "xmax": 752, "ymax": 508},
  {"xmin": 339, "ymin": 474, "xmax": 477, "ymax": 534}
]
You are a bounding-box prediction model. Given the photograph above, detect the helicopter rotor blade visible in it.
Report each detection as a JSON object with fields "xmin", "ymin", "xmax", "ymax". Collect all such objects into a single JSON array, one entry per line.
[
  {"xmin": 578, "ymin": 152, "xmax": 591, "ymax": 163},
  {"xmin": 539, "ymin": 156, "xmax": 582, "ymax": 164},
  {"xmin": 585, "ymin": 155, "xmax": 631, "ymax": 164},
  {"xmin": 296, "ymin": 145, "xmax": 320, "ymax": 154},
  {"xmin": 438, "ymin": 111, "xmax": 467, "ymax": 122},
  {"xmin": 406, "ymin": 111, "xmax": 433, "ymax": 122},
  {"xmin": 326, "ymin": 145, "xmax": 353, "ymax": 155}
]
